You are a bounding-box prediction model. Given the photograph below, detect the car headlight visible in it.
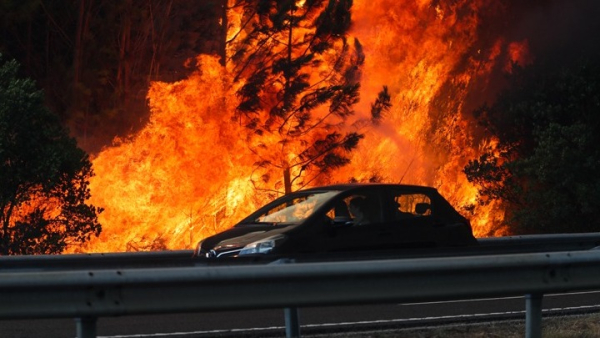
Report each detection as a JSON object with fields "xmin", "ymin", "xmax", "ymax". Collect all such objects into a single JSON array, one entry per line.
[{"xmin": 239, "ymin": 235, "xmax": 286, "ymax": 256}]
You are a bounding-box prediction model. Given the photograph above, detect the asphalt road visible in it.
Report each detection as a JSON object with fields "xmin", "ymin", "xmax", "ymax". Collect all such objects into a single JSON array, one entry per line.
[{"xmin": 2, "ymin": 291, "xmax": 600, "ymax": 337}]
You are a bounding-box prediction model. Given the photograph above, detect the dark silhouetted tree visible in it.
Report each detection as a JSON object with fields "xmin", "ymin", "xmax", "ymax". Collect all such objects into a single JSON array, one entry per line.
[
  {"xmin": 464, "ymin": 58, "xmax": 600, "ymax": 235},
  {"xmin": 231, "ymin": 0, "xmax": 389, "ymax": 194},
  {"xmin": 0, "ymin": 55, "xmax": 102, "ymax": 255}
]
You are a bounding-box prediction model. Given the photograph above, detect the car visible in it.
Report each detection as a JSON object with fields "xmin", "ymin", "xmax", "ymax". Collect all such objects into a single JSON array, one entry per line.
[{"xmin": 194, "ymin": 183, "xmax": 478, "ymax": 260}]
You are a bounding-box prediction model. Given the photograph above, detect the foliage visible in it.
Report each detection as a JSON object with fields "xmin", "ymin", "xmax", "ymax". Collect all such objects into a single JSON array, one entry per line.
[
  {"xmin": 0, "ymin": 55, "xmax": 102, "ymax": 255},
  {"xmin": 464, "ymin": 59, "xmax": 600, "ymax": 234},
  {"xmin": 231, "ymin": 0, "xmax": 389, "ymax": 194}
]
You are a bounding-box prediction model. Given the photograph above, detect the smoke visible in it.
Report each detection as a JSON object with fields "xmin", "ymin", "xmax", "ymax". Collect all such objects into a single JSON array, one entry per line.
[
  {"xmin": 447, "ymin": 0, "xmax": 600, "ymax": 143},
  {"xmin": 505, "ymin": 0, "xmax": 600, "ymax": 65}
]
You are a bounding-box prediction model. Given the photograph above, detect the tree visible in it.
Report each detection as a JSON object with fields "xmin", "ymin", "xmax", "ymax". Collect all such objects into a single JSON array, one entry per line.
[
  {"xmin": 0, "ymin": 0, "xmax": 224, "ymax": 153},
  {"xmin": 231, "ymin": 0, "xmax": 389, "ymax": 195},
  {"xmin": 0, "ymin": 55, "xmax": 102, "ymax": 255},
  {"xmin": 464, "ymin": 58, "xmax": 600, "ymax": 235}
]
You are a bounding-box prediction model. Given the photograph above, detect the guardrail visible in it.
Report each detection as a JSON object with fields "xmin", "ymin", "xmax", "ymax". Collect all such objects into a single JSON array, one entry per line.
[
  {"xmin": 0, "ymin": 250, "xmax": 194, "ymax": 271},
  {"xmin": 477, "ymin": 232, "xmax": 600, "ymax": 250},
  {"xmin": 2, "ymin": 249, "xmax": 600, "ymax": 338}
]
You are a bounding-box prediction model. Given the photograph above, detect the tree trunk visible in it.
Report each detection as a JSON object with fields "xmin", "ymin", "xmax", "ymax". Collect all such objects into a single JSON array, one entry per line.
[
  {"xmin": 148, "ymin": 0, "xmax": 173, "ymax": 81},
  {"xmin": 282, "ymin": 5, "xmax": 294, "ymax": 197},
  {"xmin": 73, "ymin": 0, "xmax": 93, "ymax": 146},
  {"xmin": 1, "ymin": 200, "xmax": 16, "ymax": 255},
  {"xmin": 73, "ymin": 0, "xmax": 85, "ymax": 89},
  {"xmin": 117, "ymin": 0, "xmax": 132, "ymax": 108},
  {"xmin": 284, "ymin": 166, "xmax": 292, "ymax": 195},
  {"xmin": 219, "ymin": 0, "xmax": 228, "ymax": 66}
]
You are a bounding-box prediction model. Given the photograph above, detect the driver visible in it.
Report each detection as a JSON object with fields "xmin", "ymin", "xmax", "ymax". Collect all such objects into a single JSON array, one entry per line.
[{"xmin": 349, "ymin": 197, "xmax": 370, "ymax": 225}]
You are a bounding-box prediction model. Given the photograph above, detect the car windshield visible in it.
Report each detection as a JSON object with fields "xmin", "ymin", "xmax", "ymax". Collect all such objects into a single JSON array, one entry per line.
[{"xmin": 246, "ymin": 190, "xmax": 340, "ymax": 225}]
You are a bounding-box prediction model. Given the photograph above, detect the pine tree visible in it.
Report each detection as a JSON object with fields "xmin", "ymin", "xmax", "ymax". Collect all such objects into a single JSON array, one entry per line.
[{"xmin": 231, "ymin": 0, "xmax": 389, "ymax": 194}]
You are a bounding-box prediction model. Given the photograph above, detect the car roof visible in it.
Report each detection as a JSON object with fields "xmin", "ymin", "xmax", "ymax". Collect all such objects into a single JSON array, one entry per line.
[{"xmin": 298, "ymin": 183, "xmax": 439, "ymax": 194}]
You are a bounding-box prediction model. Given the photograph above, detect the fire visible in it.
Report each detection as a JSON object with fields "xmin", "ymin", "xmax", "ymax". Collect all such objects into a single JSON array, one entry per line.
[
  {"xmin": 73, "ymin": 0, "xmax": 525, "ymax": 253},
  {"xmin": 506, "ymin": 40, "xmax": 533, "ymax": 72}
]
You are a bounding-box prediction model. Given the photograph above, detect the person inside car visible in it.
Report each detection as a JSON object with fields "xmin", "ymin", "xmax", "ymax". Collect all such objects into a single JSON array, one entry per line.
[{"xmin": 349, "ymin": 196, "xmax": 371, "ymax": 225}]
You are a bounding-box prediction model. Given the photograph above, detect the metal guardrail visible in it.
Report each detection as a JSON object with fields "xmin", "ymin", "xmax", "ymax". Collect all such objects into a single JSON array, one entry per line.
[
  {"xmin": 0, "ymin": 250, "xmax": 194, "ymax": 271},
  {"xmin": 2, "ymin": 249, "xmax": 600, "ymax": 338},
  {"xmin": 477, "ymin": 232, "xmax": 600, "ymax": 249}
]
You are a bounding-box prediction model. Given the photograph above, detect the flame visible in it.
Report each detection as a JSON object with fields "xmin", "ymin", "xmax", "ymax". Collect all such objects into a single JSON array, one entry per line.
[
  {"xmin": 72, "ymin": 0, "xmax": 527, "ymax": 253},
  {"xmin": 506, "ymin": 40, "xmax": 533, "ymax": 72}
]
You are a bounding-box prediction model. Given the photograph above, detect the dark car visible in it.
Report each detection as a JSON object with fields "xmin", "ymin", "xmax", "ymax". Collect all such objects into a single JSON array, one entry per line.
[{"xmin": 194, "ymin": 183, "xmax": 478, "ymax": 259}]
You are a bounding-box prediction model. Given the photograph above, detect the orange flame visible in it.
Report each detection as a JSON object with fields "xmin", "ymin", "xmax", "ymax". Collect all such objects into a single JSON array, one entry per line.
[{"xmin": 72, "ymin": 0, "xmax": 526, "ymax": 253}]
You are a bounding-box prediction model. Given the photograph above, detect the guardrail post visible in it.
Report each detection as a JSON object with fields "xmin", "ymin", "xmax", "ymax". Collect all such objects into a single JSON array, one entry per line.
[
  {"xmin": 284, "ymin": 307, "xmax": 301, "ymax": 338},
  {"xmin": 525, "ymin": 293, "xmax": 543, "ymax": 338},
  {"xmin": 75, "ymin": 316, "xmax": 97, "ymax": 338}
]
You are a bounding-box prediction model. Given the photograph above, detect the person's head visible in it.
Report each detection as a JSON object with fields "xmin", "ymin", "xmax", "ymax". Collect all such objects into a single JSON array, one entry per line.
[{"xmin": 349, "ymin": 197, "xmax": 366, "ymax": 220}]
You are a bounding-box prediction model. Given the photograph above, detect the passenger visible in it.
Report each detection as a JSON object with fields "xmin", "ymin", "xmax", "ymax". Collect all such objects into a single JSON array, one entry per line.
[{"xmin": 349, "ymin": 197, "xmax": 370, "ymax": 225}]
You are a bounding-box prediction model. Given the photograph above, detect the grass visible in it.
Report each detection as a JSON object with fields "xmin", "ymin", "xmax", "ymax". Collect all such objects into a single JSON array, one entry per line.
[{"xmin": 310, "ymin": 313, "xmax": 600, "ymax": 338}]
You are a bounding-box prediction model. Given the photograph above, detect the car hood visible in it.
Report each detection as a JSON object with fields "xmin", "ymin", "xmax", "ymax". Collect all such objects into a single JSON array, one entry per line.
[{"xmin": 201, "ymin": 225, "xmax": 291, "ymax": 256}]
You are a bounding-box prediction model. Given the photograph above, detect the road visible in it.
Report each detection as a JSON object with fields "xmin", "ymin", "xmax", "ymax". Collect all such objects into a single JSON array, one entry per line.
[{"xmin": 2, "ymin": 291, "xmax": 600, "ymax": 337}]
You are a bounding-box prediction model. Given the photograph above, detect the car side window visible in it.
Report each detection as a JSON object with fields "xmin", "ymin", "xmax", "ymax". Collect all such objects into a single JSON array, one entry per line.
[
  {"xmin": 256, "ymin": 191, "xmax": 339, "ymax": 224},
  {"xmin": 346, "ymin": 194, "xmax": 382, "ymax": 225},
  {"xmin": 324, "ymin": 193, "xmax": 382, "ymax": 227},
  {"xmin": 325, "ymin": 200, "xmax": 350, "ymax": 221},
  {"xmin": 392, "ymin": 193, "xmax": 432, "ymax": 219}
]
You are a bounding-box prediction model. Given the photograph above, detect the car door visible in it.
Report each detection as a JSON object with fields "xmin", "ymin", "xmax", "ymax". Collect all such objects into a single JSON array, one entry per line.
[
  {"xmin": 296, "ymin": 190, "xmax": 386, "ymax": 254},
  {"xmin": 375, "ymin": 189, "xmax": 439, "ymax": 249}
]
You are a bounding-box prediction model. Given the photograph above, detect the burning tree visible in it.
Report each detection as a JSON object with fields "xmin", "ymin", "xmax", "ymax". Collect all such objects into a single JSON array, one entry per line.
[
  {"xmin": 230, "ymin": 0, "xmax": 389, "ymax": 194},
  {"xmin": 0, "ymin": 56, "xmax": 102, "ymax": 255}
]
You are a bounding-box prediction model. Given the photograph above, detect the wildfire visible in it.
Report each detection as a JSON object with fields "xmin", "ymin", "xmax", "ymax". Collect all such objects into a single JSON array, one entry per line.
[{"xmin": 74, "ymin": 0, "xmax": 527, "ymax": 253}]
